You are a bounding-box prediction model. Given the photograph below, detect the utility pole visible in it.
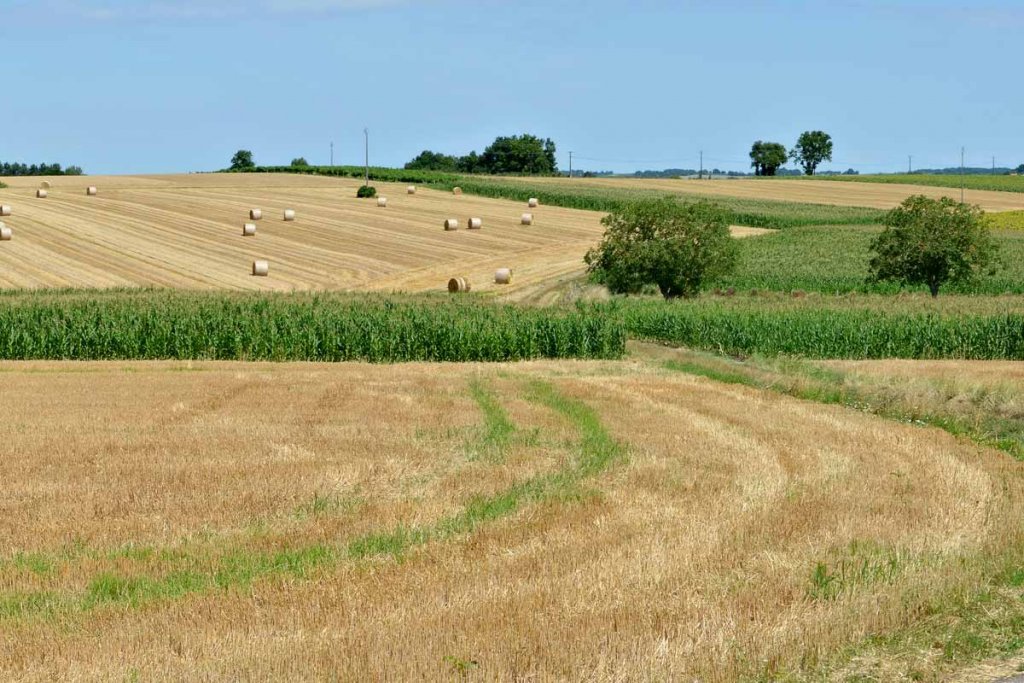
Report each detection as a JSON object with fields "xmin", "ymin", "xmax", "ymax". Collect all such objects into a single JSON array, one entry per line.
[
  {"xmin": 568, "ymin": 151, "xmax": 573, "ymax": 178},
  {"xmin": 908, "ymin": 155, "xmax": 912, "ymax": 174},
  {"xmin": 993, "ymin": 156, "xmax": 996, "ymax": 174},
  {"xmin": 363, "ymin": 128, "xmax": 369, "ymax": 187},
  {"xmin": 960, "ymin": 147, "xmax": 965, "ymax": 203},
  {"xmin": 699, "ymin": 150, "xmax": 703, "ymax": 179},
  {"xmin": 330, "ymin": 142, "xmax": 334, "ymax": 167}
]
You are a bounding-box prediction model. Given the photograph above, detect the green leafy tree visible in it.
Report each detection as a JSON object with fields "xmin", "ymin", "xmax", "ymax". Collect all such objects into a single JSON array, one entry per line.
[
  {"xmin": 1016, "ymin": 163, "xmax": 1024, "ymax": 174},
  {"xmin": 584, "ymin": 198, "xmax": 738, "ymax": 299},
  {"xmin": 790, "ymin": 131, "xmax": 833, "ymax": 175},
  {"xmin": 478, "ymin": 134, "xmax": 557, "ymax": 175},
  {"xmin": 749, "ymin": 141, "xmax": 788, "ymax": 176},
  {"xmin": 290, "ymin": 157, "xmax": 309, "ymax": 167},
  {"xmin": 868, "ymin": 195, "xmax": 998, "ymax": 297},
  {"xmin": 404, "ymin": 150, "xmax": 460, "ymax": 172},
  {"xmin": 230, "ymin": 150, "xmax": 255, "ymax": 171}
]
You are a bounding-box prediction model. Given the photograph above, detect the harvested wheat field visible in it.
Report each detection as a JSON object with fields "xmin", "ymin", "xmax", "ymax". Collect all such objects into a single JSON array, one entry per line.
[
  {"xmin": 498, "ymin": 175, "xmax": 1024, "ymax": 211},
  {"xmin": 0, "ymin": 173, "xmax": 761, "ymax": 299},
  {"xmin": 1, "ymin": 360, "xmax": 1021, "ymax": 681}
]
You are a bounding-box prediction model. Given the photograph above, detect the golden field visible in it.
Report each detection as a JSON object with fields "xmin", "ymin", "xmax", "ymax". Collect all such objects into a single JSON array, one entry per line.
[
  {"xmin": 496, "ymin": 175, "xmax": 1024, "ymax": 212},
  {"xmin": 1, "ymin": 359, "xmax": 1022, "ymax": 681},
  {"xmin": 0, "ymin": 173, "xmax": 766, "ymax": 299}
]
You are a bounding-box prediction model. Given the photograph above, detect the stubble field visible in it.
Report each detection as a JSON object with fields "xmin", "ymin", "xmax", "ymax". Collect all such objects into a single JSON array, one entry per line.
[{"xmin": 2, "ymin": 359, "xmax": 1022, "ymax": 681}]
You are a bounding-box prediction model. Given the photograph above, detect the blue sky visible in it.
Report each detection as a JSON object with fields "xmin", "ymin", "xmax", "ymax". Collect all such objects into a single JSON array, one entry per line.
[{"xmin": 2, "ymin": 0, "xmax": 1021, "ymax": 175}]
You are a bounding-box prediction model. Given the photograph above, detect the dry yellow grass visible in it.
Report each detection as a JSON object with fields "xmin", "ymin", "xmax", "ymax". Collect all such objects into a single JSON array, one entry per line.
[
  {"xmin": 501, "ymin": 175, "xmax": 1024, "ymax": 212},
  {"xmin": 0, "ymin": 173, "xmax": 761, "ymax": 299},
  {"xmin": 1, "ymin": 360, "xmax": 1021, "ymax": 681}
]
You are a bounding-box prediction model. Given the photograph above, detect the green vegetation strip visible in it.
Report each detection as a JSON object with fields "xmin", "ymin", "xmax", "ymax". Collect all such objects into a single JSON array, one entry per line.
[
  {"xmin": 605, "ymin": 296, "xmax": 1024, "ymax": 360},
  {"xmin": 0, "ymin": 379, "xmax": 625, "ymax": 621},
  {"xmin": 0, "ymin": 291, "xmax": 625, "ymax": 362}
]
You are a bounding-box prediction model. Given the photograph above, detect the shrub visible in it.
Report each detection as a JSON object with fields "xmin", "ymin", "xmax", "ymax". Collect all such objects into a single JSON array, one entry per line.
[
  {"xmin": 868, "ymin": 195, "xmax": 999, "ymax": 297},
  {"xmin": 585, "ymin": 198, "xmax": 739, "ymax": 298},
  {"xmin": 356, "ymin": 185, "xmax": 377, "ymax": 199}
]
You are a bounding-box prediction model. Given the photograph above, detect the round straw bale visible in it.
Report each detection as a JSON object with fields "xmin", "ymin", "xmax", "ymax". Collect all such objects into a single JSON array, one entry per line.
[
  {"xmin": 521, "ymin": 212, "xmax": 533, "ymax": 225},
  {"xmin": 86, "ymin": 186, "xmax": 98, "ymax": 196},
  {"xmin": 377, "ymin": 197, "xmax": 388, "ymax": 207},
  {"xmin": 453, "ymin": 187, "xmax": 463, "ymax": 195},
  {"xmin": 467, "ymin": 217, "xmax": 482, "ymax": 230},
  {"xmin": 444, "ymin": 218, "xmax": 459, "ymax": 231},
  {"xmin": 249, "ymin": 208, "xmax": 263, "ymax": 220},
  {"xmin": 495, "ymin": 268, "xmax": 513, "ymax": 285},
  {"xmin": 252, "ymin": 260, "xmax": 269, "ymax": 276},
  {"xmin": 283, "ymin": 209, "xmax": 296, "ymax": 221},
  {"xmin": 0, "ymin": 226, "xmax": 12, "ymax": 241},
  {"xmin": 0, "ymin": 205, "xmax": 11, "ymax": 217},
  {"xmin": 242, "ymin": 223, "xmax": 257, "ymax": 236},
  {"xmin": 41, "ymin": 181, "xmax": 51, "ymax": 190},
  {"xmin": 36, "ymin": 189, "xmax": 48, "ymax": 199},
  {"xmin": 447, "ymin": 277, "xmax": 471, "ymax": 293},
  {"xmin": 528, "ymin": 197, "xmax": 538, "ymax": 208},
  {"xmin": 407, "ymin": 186, "xmax": 416, "ymax": 195}
]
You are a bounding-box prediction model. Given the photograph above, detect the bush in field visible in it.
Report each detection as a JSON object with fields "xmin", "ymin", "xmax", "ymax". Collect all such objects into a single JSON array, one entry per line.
[
  {"xmin": 356, "ymin": 185, "xmax": 377, "ymax": 198},
  {"xmin": 291, "ymin": 157, "xmax": 309, "ymax": 167},
  {"xmin": 230, "ymin": 150, "xmax": 255, "ymax": 171},
  {"xmin": 868, "ymin": 195, "xmax": 998, "ymax": 297},
  {"xmin": 585, "ymin": 198, "xmax": 738, "ymax": 298}
]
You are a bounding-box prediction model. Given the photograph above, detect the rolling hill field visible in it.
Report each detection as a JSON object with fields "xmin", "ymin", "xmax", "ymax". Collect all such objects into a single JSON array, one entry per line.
[
  {"xmin": 480, "ymin": 175, "xmax": 1024, "ymax": 211},
  {"xmin": 2, "ymin": 358, "xmax": 1021, "ymax": 681}
]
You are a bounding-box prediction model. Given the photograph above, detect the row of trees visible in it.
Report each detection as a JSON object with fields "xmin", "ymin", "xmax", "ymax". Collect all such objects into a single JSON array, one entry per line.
[
  {"xmin": 749, "ymin": 131, "xmax": 834, "ymax": 176},
  {"xmin": 586, "ymin": 194, "xmax": 997, "ymax": 299},
  {"xmin": 406, "ymin": 134, "xmax": 558, "ymax": 175},
  {"xmin": 0, "ymin": 162, "xmax": 84, "ymax": 176}
]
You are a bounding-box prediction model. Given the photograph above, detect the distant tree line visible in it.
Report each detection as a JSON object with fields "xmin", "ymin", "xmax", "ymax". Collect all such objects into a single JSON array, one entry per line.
[
  {"xmin": 0, "ymin": 162, "xmax": 84, "ymax": 176},
  {"xmin": 405, "ymin": 134, "xmax": 558, "ymax": 175}
]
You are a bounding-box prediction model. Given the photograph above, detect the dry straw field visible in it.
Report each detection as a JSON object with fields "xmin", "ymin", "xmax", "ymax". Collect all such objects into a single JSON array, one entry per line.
[
  {"xmin": 496, "ymin": 175, "xmax": 1024, "ymax": 211},
  {"xmin": 1, "ymin": 359, "xmax": 1021, "ymax": 681},
  {"xmin": 0, "ymin": 173, "xmax": 765, "ymax": 299}
]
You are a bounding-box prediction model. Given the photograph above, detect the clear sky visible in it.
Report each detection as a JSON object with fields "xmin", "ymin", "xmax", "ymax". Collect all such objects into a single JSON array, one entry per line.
[{"xmin": 2, "ymin": 0, "xmax": 1021, "ymax": 175}]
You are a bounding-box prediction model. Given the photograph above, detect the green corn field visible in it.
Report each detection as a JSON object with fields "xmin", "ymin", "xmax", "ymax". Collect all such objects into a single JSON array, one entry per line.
[{"xmin": 0, "ymin": 291, "xmax": 625, "ymax": 362}]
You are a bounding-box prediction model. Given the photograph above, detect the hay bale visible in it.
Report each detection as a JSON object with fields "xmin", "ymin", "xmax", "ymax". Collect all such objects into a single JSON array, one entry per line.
[
  {"xmin": 528, "ymin": 197, "xmax": 538, "ymax": 208},
  {"xmin": 242, "ymin": 223, "xmax": 257, "ymax": 236},
  {"xmin": 521, "ymin": 213, "xmax": 533, "ymax": 225},
  {"xmin": 407, "ymin": 186, "xmax": 416, "ymax": 195},
  {"xmin": 283, "ymin": 209, "xmax": 296, "ymax": 221},
  {"xmin": 453, "ymin": 187, "xmax": 463, "ymax": 195},
  {"xmin": 252, "ymin": 260, "xmax": 269, "ymax": 276},
  {"xmin": 41, "ymin": 181, "xmax": 51, "ymax": 190},
  {"xmin": 377, "ymin": 197, "xmax": 388, "ymax": 207},
  {"xmin": 447, "ymin": 277, "xmax": 471, "ymax": 293},
  {"xmin": 444, "ymin": 218, "xmax": 459, "ymax": 231},
  {"xmin": 36, "ymin": 189, "xmax": 48, "ymax": 199},
  {"xmin": 249, "ymin": 209, "xmax": 262, "ymax": 220},
  {"xmin": 495, "ymin": 268, "xmax": 513, "ymax": 285},
  {"xmin": 0, "ymin": 205, "xmax": 10, "ymax": 217},
  {"xmin": 0, "ymin": 225, "xmax": 11, "ymax": 241},
  {"xmin": 86, "ymin": 186, "xmax": 98, "ymax": 196},
  {"xmin": 467, "ymin": 217, "xmax": 482, "ymax": 230}
]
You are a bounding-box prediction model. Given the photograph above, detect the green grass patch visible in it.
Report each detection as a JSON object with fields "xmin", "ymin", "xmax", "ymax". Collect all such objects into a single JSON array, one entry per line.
[
  {"xmin": 717, "ymin": 225, "xmax": 1024, "ymax": 295},
  {"xmin": 0, "ymin": 290, "xmax": 625, "ymax": 362},
  {"xmin": 467, "ymin": 378, "xmax": 518, "ymax": 461}
]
